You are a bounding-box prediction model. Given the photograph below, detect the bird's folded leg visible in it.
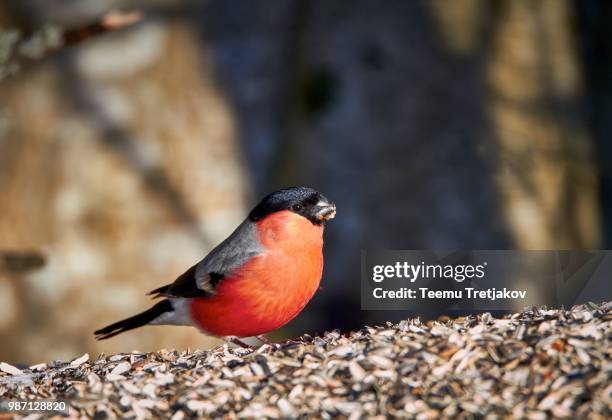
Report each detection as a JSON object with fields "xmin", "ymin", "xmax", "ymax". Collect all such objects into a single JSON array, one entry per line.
[
  {"xmin": 256, "ymin": 335, "xmax": 273, "ymax": 345},
  {"xmin": 227, "ymin": 337, "xmax": 254, "ymax": 349}
]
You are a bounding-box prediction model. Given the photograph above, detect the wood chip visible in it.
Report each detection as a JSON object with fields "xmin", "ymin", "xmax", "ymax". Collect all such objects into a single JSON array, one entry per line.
[
  {"xmin": 70, "ymin": 353, "xmax": 90, "ymax": 367},
  {"xmin": 0, "ymin": 362, "xmax": 23, "ymax": 375}
]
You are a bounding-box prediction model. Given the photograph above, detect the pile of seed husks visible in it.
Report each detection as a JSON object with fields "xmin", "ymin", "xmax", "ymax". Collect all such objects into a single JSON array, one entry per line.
[{"xmin": 1, "ymin": 302, "xmax": 610, "ymax": 419}]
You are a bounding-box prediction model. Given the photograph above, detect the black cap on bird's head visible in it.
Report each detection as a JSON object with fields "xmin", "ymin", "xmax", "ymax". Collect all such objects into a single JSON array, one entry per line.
[{"xmin": 248, "ymin": 187, "xmax": 336, "ymax": 225}]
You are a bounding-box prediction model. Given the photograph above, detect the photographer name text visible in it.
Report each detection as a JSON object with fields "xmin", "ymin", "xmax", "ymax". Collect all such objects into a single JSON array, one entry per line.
[{"xmin": 372, "ymin": 287, "xmax": 527, "ymax": 301}]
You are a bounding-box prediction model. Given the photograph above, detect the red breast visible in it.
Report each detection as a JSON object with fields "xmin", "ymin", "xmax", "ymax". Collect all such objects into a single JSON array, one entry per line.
[{"xmin": 190, "ymin": 210, "xmax": 324, "ymax": 337}]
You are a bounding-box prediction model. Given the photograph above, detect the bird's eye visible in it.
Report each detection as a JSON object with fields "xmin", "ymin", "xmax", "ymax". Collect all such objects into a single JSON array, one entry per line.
[{"xmin": 293, "ymin": 204, "xmax": 302, "ymax": 211}]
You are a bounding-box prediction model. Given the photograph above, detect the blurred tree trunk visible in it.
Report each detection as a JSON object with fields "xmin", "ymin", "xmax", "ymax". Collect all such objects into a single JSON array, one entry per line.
[
  {"xmin": 485, "ymin": 0, "xmax": 600, "ymax": 249},
  {"xmin": 0, "ymin": 2, "xmax": 248, "ymax": 364}
]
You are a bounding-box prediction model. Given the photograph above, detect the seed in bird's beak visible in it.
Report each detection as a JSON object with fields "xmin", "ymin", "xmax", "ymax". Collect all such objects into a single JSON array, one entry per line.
[{"xmin": 316, "ymin": 203, "xmax": 336, "ymax": 221}]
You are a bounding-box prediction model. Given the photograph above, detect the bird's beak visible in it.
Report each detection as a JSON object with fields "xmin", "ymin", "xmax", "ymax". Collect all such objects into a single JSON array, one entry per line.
[{"xmin": 315, "ymin": 202, "xmax": 336, "ymax": 222}]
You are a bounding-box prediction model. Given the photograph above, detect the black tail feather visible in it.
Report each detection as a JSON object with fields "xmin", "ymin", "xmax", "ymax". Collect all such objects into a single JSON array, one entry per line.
[
  {"xmin": 147, "ymin": 284, "xmax": 171, "ymax": 298},
  {"xmin": 94, "ymin": 299, "xmax": 173, "ymax": 340}
]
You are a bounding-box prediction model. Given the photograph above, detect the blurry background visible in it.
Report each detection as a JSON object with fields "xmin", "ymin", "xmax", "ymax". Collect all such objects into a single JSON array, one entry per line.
[{"xmin": 0, "ymin": 0, "xmax": 610, "ymax": 365}]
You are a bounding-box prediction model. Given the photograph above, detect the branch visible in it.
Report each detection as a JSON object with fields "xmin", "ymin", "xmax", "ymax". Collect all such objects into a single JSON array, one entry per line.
[
  {"xmin": 0, "ymin": 10, "xmax": 144, "ymax": 81},
  {"xmin": 0, "ymin": 251, "xmax": 45, "ymax": 273}
]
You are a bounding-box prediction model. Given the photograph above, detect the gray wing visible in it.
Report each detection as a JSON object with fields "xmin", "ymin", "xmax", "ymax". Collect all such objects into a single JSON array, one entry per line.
[{"xmin": 149, "ymin": 220, "xmax": 263, "ymax": 298}]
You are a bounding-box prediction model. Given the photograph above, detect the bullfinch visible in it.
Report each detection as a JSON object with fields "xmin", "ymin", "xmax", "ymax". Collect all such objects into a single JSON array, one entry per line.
[{"xmin": 94, "ymin": 187, "xmax": 336, "ymax": 347}]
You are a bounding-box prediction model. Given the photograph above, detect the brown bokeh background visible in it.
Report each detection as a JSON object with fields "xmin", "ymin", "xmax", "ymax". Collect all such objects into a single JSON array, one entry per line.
[{"xmin": 0, "ymin": 0, "xmax": 611, "ymax": 365}]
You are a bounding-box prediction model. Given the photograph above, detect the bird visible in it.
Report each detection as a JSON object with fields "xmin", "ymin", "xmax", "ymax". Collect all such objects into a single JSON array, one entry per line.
[{"xmin": 94, "ymin": 186, "xmax": 336, "ymax": 348}]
